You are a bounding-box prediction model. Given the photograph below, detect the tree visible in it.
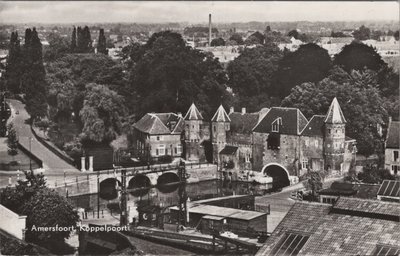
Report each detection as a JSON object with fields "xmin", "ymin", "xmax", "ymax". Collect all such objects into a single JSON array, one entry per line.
[
  {"xmin": 79, "ymin": 83, "xmax": 128, "ymax": 144},
  {"xmin": 352, "ymin": 25, "xmax": 371, "ymax": 41},
  {"xmin": 210, "ymin": 37, "xmax": 225, "ymax": 47},
  {"xmin": 246, "ymin": 31, "xmax": 265, "ymax": 45},
  {"xmin": 70, "ymin": 26, "xmax": 76, "ymax": 52},
  {"xmin": 287, "ymin": 29, "xmax": 299, "ymax": 39},
  {"xmin": 330, "ymin": 31, "xmax": 346, "ymax": 37},
  {"xmin": 357, "ymin": 165, "xmax": 394, "ymax": 184},
  {"xmin": 229, "ymin": 33, "xmax": 244, "ymax": 45},
  {"xmin": 4, "ymin": 31, "xmax": 23, "ymax": 94},
  {"xmin": 97, "ymin": 28, "xmax": 108, "ymax": 55},
  {"xmin": 76, "ymin": 26, "xmax": 92, "ymax": 53},
  {"xmin": 282, "ymin": 66, "xmax": 388, "ymax": 157},
  {"xmin": 129, "ymin": 31, "xmax": 230, "ymax": 119},
  {"xmin": 394, "ymin": 30, "xmax": 399, "ymax": 41},
  {"xmin": 273, "ymin": 43, "xmax": 332, "ymax": 98},
  {"xmin": 334, "ymin": 42, "xmax": 386, "ymax": 73},
  {"xmin": 227, "ymin": 44, "xmax": 283, "ymax": 111},
  {"xmin": 43, "ymin": 33, "xmax": 70, "ymax": 61},
  {"xmin": 7, "ymin": 122, "xmax": 18, "ymax": 162},
  {"xmin": 306, "ymin": 171, "xmax": 323, "ymax": 199}
]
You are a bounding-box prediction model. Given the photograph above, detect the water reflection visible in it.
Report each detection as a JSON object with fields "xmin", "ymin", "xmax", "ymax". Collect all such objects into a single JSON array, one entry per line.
[{"xmin": 69, "ymin": 179, "xmax": 270, "ymax": 218}]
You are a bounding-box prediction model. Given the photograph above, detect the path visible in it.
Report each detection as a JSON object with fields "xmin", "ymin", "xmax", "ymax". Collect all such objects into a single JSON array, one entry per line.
[{"xmin": 0, "ymin": 99, "xmax": 80, "ymax": 187}]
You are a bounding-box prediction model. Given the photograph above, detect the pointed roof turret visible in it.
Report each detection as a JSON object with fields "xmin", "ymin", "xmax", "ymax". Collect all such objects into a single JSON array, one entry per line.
[
  {"xmin": 211, "ymin": 105, "xmax": 231, "ymax": 122},
  {"xmin": 184, "ymin": 103, "xmax": 203, "ymax": 120},
  {"xmin": 324, "ymin": 97, "xmax": 347, "ymax": 124}
]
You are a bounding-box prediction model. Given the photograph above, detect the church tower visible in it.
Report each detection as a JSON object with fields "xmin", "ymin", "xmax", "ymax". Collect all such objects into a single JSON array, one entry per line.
[
  {"xmin": 323, "ymin": 97, "xmax": 346, "ymax": 172},
  {"xmin": 211, "ymin": 105, "xmax": 231, "ymax": 164},
  {"xmin": 183, "ymin": 103, "xmax": 204, "ymax": 161}
]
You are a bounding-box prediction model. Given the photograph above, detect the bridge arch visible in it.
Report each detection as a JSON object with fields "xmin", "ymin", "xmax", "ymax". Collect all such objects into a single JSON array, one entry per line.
[
  {"xmin": 128, "ymin": 175, "xmax": 151, "ymax": 197},
  {"xmin": 261, "ymin": 163, "xmax": 290, "ymax": 189},
  {"xmin": 156, "ymin": 172, "xmax": 180, "ymax": 193},
  {"xmin": 99, "ymin": 178, "xmax": 121, "ymax": 200}
]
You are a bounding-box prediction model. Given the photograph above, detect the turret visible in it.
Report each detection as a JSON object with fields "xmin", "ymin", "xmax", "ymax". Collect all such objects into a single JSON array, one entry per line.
[
  {"xmin": 211, "ymin": 105, "xmax": 231, "ymax": 163},
  {"xmin": 323, "ymin": 97, "xmax": 346, "ymax": 171},
  {"xmin": 183, "ymin": 103, "xmax": 204, "ymax": 161}
]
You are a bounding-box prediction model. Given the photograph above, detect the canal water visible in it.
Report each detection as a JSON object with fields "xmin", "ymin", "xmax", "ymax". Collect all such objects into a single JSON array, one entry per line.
[{"xmin": 68, "ymin": 180, "xmax": 270, "ymax": 222}]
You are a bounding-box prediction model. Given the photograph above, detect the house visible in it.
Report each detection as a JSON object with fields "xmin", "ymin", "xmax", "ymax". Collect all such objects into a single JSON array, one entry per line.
[
  {"xmin": 252, "ymin": 98, "xmax": 356, "ymax": 186},
  {"xmin": 131, "ymin": 113, "xmax": 184, "ymax": 162},
  {"xmin": 256, "ymin": 197, "xmax": 400, "ymax": 256},
  {"xmin": 384, "ymin": 118, "xmax": 399, "ymax": 175},
  {"xmin": 377, "ymin": 180, "xmax": 399, "ymax": 203}
]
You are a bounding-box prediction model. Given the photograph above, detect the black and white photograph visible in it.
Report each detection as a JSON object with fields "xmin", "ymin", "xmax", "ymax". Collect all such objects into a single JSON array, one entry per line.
[{"xmin": 0, "ymin": 1, "xmax": 399, "ymax": 255}]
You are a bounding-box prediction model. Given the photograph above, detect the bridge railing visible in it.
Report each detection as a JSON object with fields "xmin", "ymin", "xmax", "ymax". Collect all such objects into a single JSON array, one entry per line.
[{"xmin": 49, "ymin": 161, "xmax": 214, "ymax": 188}]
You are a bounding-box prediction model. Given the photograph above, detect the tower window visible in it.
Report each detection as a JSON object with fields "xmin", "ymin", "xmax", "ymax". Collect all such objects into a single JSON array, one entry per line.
[
  {"xmin": 394, "ymin": 151, "xmax": 399, "ymax": 162},
  {"xmin": 271, "ymin": 118, "xmax": 282, "ymax": 132}
]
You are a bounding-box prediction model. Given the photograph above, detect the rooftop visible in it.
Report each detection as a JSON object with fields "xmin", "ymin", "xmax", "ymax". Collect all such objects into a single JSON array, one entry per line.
[
  {"xmin": 377, "ymin": 180, "xmax": 400, "ymax": 198},
  {"xmin": 256, "ymin": 198, "xmax": 400, "ymax": 256},
  {"xmin": 229, "ymin": 112, "xmax": 260, "ymax": 134},
  {"xmin": 133, "ymin": 113, "xmax": 183, "ymax": 135},
  {"xmin": 319, "ymin": 181, "xmax": 380, "ymax": 199},
  {"xmin": 324, "ymin": 97, "xmax": 347, "ymax": 124},
  {"xmin": 385, "ymin": 121, "xmax": 400, "ymax": 149},
  {"xmin": 219, "ymin": 145, "xmax": 238, "ymax": 155},
  {"xmin": 184, "ymin": 103, "xmax": 203, "ymax": 121},
  {"xmin": 211, "ymin": 105, "xmax": 231, "ymax": 123},
  {"xmin": 301, "ymin": 115, "xmax": 325, "ymax": 137}
]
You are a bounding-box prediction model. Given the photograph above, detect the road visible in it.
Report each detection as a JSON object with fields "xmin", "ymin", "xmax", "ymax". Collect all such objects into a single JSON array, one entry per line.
[{"xmin": 0, "ymin": 99, "xmax": 80, "ymax": 187}]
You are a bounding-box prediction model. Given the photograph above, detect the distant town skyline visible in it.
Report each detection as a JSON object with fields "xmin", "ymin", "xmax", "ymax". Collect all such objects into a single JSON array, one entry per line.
[{"xmin": 0, "ymin": 1, "xmax": 398, "ymax": 24}]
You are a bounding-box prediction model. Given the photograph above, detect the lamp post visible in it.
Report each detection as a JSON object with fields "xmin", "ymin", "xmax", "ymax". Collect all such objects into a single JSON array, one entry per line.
[{"xmin": 29, "ymin": 137, "xmax": 32, "ymax": 171}]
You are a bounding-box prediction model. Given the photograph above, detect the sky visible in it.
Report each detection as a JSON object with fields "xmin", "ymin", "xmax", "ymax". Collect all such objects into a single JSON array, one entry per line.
[{"xmin": 0, "ymin": 1, "xmax": 398, "ymax": 24}]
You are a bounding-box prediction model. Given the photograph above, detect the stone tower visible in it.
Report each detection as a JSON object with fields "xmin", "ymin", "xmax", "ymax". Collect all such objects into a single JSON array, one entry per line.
[
  {"xmin": 183, "ymin": 103, "xmax": 204, "ymax": 161},
  {"xmin": 211, "ymin": 105, "xmax": 231, "ymax": 164},
  {"xmin": 323, "ymin": 97, "xmax": 346, "ymax": 172}
]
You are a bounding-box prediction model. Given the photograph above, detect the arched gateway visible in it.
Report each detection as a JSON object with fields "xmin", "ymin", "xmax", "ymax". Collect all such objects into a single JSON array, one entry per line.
[{"xmin": 261, "ymin": 163, "xmax": 290, "ymax": 189}]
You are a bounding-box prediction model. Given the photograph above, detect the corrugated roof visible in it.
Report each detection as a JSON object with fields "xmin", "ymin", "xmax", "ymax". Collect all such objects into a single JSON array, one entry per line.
[
  {"xmin": 324, "ymin": 97, "xmax": 347, "ymax": 124},
  {"xmin": 184, "ymin": 103, "xmax": 203, "ymax": 121},
  {"xmin": 386, "ymin": 121, "xmax": 399, "ymax": 149},
  {"xmin": 301, "ymin": 115, "xmax": 325, "ymax": 137},
  {"xmin": 377, "ymin": 180, "xmax": 400, "ymax": 198},
  {"xmin": 133, "ymin": 113, "xmax": 183, "ymax": 135},
  {"xmin": 253, "ymin": 107, "xmax": 308, "ymax": 135},
  {"xmin": 219, "ymin": 145, "xmax": 238, "ymax": 155},
  {"xmin": 211, "ymin": 105, "xmax": 231, "ymax": 122},
  {"xmin": 256, "ymin": 199, "xmax": 400, "ymax": 256}
]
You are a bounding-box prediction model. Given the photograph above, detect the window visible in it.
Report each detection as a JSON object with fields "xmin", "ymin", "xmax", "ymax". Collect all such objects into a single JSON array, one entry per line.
[
  {"xmin": 392, "ymin": 165, "xmax": 399, "ymax": 175},
  {"xmin": 270, "ymin": 233, "xmax": 310, "ymax": 256},
  {"xmin": 176, "ymin": 144, "xmax": 182, "ymax": 155},
  {"xmin": 328, "ymin": 129, "xmax": 331, "ymax": 134},
  {"xmin": 394, "ymin": 151, "xmax": 399, "ymax": 162},
  {"xmin": 315, "ymin": 140, "xmax": 319, "ymax": 147},
  {"xmin": 305, "ymin": 138, "xmax": 309, "ymax": 146},
  {"xmin": 272, "ymin": 118, "xmax": 282, "ymax": 132},
  {"xmin": 327, "ymin": 143, "xmax": 331, "ymax": 148},
  {"xmin": 157, "ymin": 145, "xmax": 165, "ymax": 155},
  {"xmin": 302, "ymin": 159, "xmax": 309, "ymax": 169},
  {"xmin": 267, "ymin": 133, "xmax": 280, "ymax": 150}
]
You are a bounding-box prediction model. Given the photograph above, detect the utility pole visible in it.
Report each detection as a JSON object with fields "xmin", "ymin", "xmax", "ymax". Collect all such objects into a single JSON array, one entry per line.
[
  {"xmin": 29, "ymin": 137, "xmax": 32, "ymax": 171},
  {"xmin": 177, "ymin": 160, "xmax": 188, "ymax": 226},
  {"xmin": 97, "ymin": 172, "xmax": 100, "ymax": 219},
  {"xmin": 120, "ymin": 169, "xmax": 128, "ymax": 226}
]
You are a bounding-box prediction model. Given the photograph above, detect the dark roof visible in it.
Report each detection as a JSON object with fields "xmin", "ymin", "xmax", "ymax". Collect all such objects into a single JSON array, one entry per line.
[
  {"xmin": 319, "ymin": 182, "xmax": 380, "ymax": 199},
  {"xmin": 219, "ymin": 145, "xmax": 238, "ymax": 155},
  {"xmin": 301, "ymin": 115, "xmax": 325, "ymax": 137},
  {"xmin": 133, "ymin": 113, "xmax": 183, "ymax": 135},
  {"xmin": 333, "ymin": 197, "xmax": 400, "ymax": 218},
  {"xmin": 377, "ymin": 180, "xmax": 400, "ymax": 198},
  {"xmin": 386, "ymin": 121, "xmax": 400, "ymax": 148},
  {"xmin": 256, "ymin": 198, "xmax": 400, "ymax": 256},
  {"xmin": 253, "ymin": 107, "xmax": 308, "ymax": 135},
  {"xmin": 229, "ymin": 112, "xmax": 259, "ymax": 134}
]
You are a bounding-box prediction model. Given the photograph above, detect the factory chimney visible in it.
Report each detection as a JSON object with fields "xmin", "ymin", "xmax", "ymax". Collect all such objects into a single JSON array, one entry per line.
[{"xmin": 208, "ymin": 14, "xmax": 212, "ymax": 46}]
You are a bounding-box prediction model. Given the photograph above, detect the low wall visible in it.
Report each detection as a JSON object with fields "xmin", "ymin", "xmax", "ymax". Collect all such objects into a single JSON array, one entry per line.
[
  {"xmin": 0, "ymin": 204, "xmax": 26, "ymax": 240},
  {"xmin": 17, "ymin": 143, "xmax": 43, "ymax": 168}
]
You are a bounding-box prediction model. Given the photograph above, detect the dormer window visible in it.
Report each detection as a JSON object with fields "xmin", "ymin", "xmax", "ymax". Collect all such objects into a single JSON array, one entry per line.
[{"xmin": 272, "ymin": 118, "xmax": 282, "ymax": 132}]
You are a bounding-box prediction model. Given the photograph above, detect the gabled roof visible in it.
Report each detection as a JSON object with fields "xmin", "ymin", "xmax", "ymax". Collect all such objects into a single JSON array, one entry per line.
[
  {"xmin": 253, "ymin": 107, "xmax": 308, "ymax": 135},
  {"xmin": 324, "ymin": 97, "xmax": 347, "ymax": 124},
  {"xmin": 256, "ymin": 198, "xmax": 400, "ymax": 256},
  {"xmin": 184, "ymin": 103, "xmax": 203, "ymax": 121},
  {"xmin": 385, "ymin": 121, "xmax": 400, "ymax": 149},
  {"xmin": 229, "ymin": 112, "xmax": 260, "ymax": 134},
  {"xmin": 133, "ymin": 113, "xmax": 183, "ymax": 135},
  {"xmin": 211, "ymin": 105, "xmax": 230, "ymax": 122},
  {"xmin": 301, "ymin": 115, "xmax": 325, "ymax": 137}
]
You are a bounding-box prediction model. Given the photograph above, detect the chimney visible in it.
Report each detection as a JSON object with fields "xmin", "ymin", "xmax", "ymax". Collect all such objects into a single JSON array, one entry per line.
[
  {"xmin": 241, "ymin": 108, "xmax": 246, "ymax": 115},
  {"xmin": 209, "ymin": 14, "xmax": 212, "ymax": 46},
  {"xmin": 229, "ymin": 107, "xmax": 234, "ymax": 114},
  {"xmin": 177, "ymin": 112, "xmax": 182, "ymax": 118}
]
